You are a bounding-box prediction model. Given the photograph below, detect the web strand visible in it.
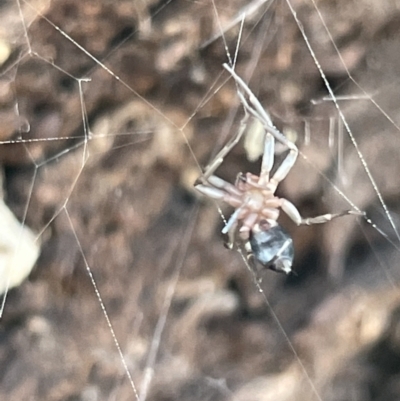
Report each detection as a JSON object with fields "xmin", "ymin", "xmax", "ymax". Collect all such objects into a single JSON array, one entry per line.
[{"xmin": 1, "ymin": 1, "xmax": 399, "ymax": 400}]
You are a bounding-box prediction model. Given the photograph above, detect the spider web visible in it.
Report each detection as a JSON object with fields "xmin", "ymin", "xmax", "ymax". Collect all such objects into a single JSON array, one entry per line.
[{"xmin": 0, "ymin": 0, "xmax": 400, "ymax": 400}]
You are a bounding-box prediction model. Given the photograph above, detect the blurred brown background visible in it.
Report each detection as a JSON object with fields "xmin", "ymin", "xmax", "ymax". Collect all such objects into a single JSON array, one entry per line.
[{"xmin": 1, "ymin": 0, "xmax": 400, "ymax": 400}]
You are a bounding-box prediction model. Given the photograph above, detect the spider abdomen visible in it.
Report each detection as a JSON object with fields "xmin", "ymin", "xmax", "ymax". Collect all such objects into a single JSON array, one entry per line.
[{"xmin": 250, "ymin": 224, "xmax": 294, "ymax": 274}]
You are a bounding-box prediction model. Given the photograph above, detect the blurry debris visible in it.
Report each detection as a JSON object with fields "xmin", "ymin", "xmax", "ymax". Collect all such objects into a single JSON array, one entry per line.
[
  {"xmin": 234, "ymin": 364, "xmax": 302, "ymax": 401},
  {"xmin": 244, "ymin": 117, "xmax": 265, "ymax": 162},
  {"xmin": 155, "ymin": 14, "xmax": 203, "ymax": 72},
  {"xmin": 0, "ymin": 39, "xmax": 11, "ymax": 67},
  {"xmin": 0, "ymin": 199, "xmax": 40, "ymax": 295},
  {"xmin": 0, "ymin": 0, "xmax": 400, "ymax": 400}
]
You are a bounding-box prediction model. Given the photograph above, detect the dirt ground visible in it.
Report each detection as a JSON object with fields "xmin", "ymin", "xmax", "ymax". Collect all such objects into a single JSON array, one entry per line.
[{"xmin": 1, "ymin": 0, "xmax": 400, "ymax": 400}]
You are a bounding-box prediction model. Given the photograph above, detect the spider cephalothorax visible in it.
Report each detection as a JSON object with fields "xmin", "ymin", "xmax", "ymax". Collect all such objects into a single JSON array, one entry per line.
[{"xmin": 195, "ymin": 64, "xmax": 361, "ymax": 274}]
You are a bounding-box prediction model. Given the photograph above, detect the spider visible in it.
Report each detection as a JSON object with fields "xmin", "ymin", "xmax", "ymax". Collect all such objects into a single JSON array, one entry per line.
[{"xmin": 195, "ymin": 64, "xmax": 362, "ymax": 274}]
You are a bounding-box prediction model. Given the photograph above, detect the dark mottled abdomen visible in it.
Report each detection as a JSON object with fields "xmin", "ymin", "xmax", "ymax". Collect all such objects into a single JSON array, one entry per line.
[{"xmin": 250, "ymin": 225, "xmax": 294, "ymax": 274}]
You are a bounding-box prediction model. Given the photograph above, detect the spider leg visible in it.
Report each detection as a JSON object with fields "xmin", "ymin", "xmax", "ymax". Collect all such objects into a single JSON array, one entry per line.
[
  {"xmin": 223, "ymin": 63, "xmax": 296, "ymax": 152},
  {"xmin": 224, "ymin": 219, "xmax": 238, "ymax": 250},
  {"xmin": 207, "ymin": 175, "xmax": 242, "ymax": 197},
  {"xmin": 280, "ymin": 198, "xmax": 364, "ymax": 226},
  {"xmin": 258, "ymin": 133, "xmax": 275, "ymax": 186},
  {"xmin": 269, "ymin": 147, "xmax": 298, "ymax": 191},
  {"xmin": 197, "ymin": 111, "xmax": 249, "ymax": 184},
  {"xmin": 221, "ymin": 208, "xmax": 244, "ymax": 254},
  {"xmin": 244, "ymin": 240, "xmax": 258, "ymax": 271},
  {"xmin": 238, "ymin": 212, "xmax": 259, "ymax": 239},
  {"xmin": 195, "ymin": 184, "xmax": 242, "ymax": 208},
  {"xmin": 222, "ymin": 206, "xmax": 243, "ymax": 234}
]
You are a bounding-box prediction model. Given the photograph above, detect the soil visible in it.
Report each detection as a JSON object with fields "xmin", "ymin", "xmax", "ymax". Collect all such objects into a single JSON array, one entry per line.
[{"xmin": 1, "ymin": 1, "xmax": 400, "ymax": 400}]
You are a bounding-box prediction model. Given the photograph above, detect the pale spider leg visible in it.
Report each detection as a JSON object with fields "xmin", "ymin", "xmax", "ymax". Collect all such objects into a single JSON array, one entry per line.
[
  {"xmin": 268, "ymin": 147, "xmax": 299, "ymax": 191},
  {"xmin": 195, "ymin": 184, "xmax": 242, "ymax": 208},
  {"xmin": 243, "ymin": 240, "xmax": 260, "ymax": 272},
  {"xmin": 266, "ymin": 236, "xmax": 293, "ymax": 261},
  {"xmin": 222, "ymin": 206, "xmax": 244, "ymax": 235},
  {"xmin": 225, "ymin": 219, "xmax": 238, "ymax": 250},
  {"xmin": 261, "ymin": 208, "xmax": 280, "ymax": 221},
  {"xmin": 198, "ymin": 112, "xmax": 250, "ymax": 183},
  {"xmin": 280, "ymin": 198, "xmax": 363, "ymax": 226},
  {"xmin": 223, "ymin": 63, "xmax": 296, "ymax": 151},
  {"xmin": 207, "ymin": 175, "xmax": 243, "ymax": 198},
  {"xmin": 236, "ymin": 89, "xmax": 290, "ymax": 149},
  {"xmin": 239, "ymin": 212, "xmax": 259, "ymax": 239},
  {"xmin": 258, "ymin": 132, "xmax": 275, "ymax": 186},
  {"xmin": 196, "ymin": 180, "xmax": 243, "ymax": 247}
]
